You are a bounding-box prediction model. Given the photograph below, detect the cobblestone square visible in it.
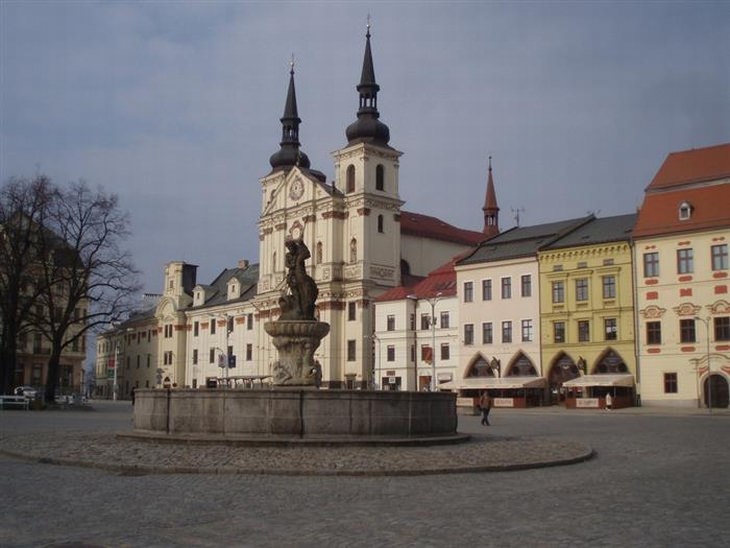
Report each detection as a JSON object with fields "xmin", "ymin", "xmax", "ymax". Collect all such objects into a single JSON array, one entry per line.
[{"xmin": 1, "ymin": 402, "xmax": 728, "ymax": 547}]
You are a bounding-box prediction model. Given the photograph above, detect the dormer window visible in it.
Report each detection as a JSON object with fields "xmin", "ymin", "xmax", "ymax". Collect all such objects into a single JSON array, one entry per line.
[{"xmin": 678, "ymin": 201, "xmax": 693, "ymax": 221}]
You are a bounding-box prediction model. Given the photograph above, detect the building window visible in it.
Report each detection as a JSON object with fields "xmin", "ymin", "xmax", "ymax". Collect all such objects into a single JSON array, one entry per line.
[
  {"xmin": 482, "ymin": 322, "xmax": 493, "ymax": 344},
  {"xmin": 521, "ymin": 275, "xmax": 532, "ymax": 297},
  {"xmin": 463, "ymin": 281, "xmax": 474, "ymax": 302},
  {"xmin": 164, "ymin": 324, "xmax": 173, "ymax": 338},
  {"xmin": 602, "ymin": 275, "xmax": 616, "ymax": 299},
  {"xmin": 246, "ymin": 344, "xmax": 253, "ymax": 361},
  {"xmin": 554, "ymin": 321, "xmax": 565, "ymax": 343},
  {"xmin": 502, "ymin": 321, "xmax": 512, "ymax": 343},
  {"xmin": 387, "ymin": 345, "xmax": 395, "ymax": 362},
  {"xmin": 482, "ymin": 279, "xmax": 492, "ymax": 301},
  {"xmin": 440, "ymin": 343, "xmax": 450, "ymax": 361},
  {"xmin": 376, "ymin": 164, "xmax": 385, "ymax": 191},
  {"xmin": 147, "ymin": 354, "xmax": 151, "ymax": 368},
  {"xmin": 552, "ymin": 281, "xmax": 565, "ymax": 304},
  {"xmin": 410, "ymin": 344, "xmax": 416, "ymax": 362},
  {"xmin": 464, "ymin": 324, "xmax": 474, "ymax": 345},
  {"xmin": 680, "ymin": 319, "xmax": 696, "ymax": 343},
  {"xmin": 714, "ymin": 317, "xmax": 730, "ymax": 341},
  {"xmin": 210, "ymin": 320, "xmax": 216, "ymax": 335},
  {"xmin": 163, "ymin": 351, "xmax": 173, "ymax": 366},
  {"xmin": 678, "ymin": 201, "xmax": 692, "ymax": 220},
  {"xmin": 347, "ymin": 340, "xmax": 356, "ymax": 361},
  {"xmin": 677, "ymin": 248, "xmax": 693, "ymax": 274},
  {"xmin": 409, "ymin": 313, "xmax": 416, "ymax": 331},
  {"xmin": 440, "ymin": 311, "xmax": 450, "ymax": 329},
  {"xmin": 377, "ymin": 214, "xmax": 384, "ymax": 233},
  {"xmin": 386, "ymin": 314, "xmax": 395, "ymax": 331},
  {"xmin": 209, "ymin": 348, "xmax": 215, "ymax": 363},
  {"xmin": 192, "ymin": 349, "xmax": 198, "ymax": 365},
  {"xmin": 578, "ymin": 320, "xmax": 590, "ymax": 342},
  {"xmin": 643, "ymin": 252, "xmax": 659, "ymax": 278},
  {"xmin": 420, "ymin": 314, "xmax": 430, "ymax": 330},
  {"xmin": 711, "ymin": 244, "xmax": 728, "ymax": 271},
  {"xmin": 346, "ymin": 164, "xmax": 355, "ymax": 193},
  {"xmin": 664, "ymin": 372, "xmax": 678, "ymax": 393},
  {"xmin": 501, "ymin": 277, "xmax": 512, "ymax": 299},
  {"xmin": 348, "ymin": 302, "xmax": 357, "ymax": 321},
  {"xmin": 521, "ymin": 319, "xmax": 533, "ymax": 342},
  {"xmin": 646, "ymin": 321, "xmax": 662, "ymax": 345},
  {"xmin": 247, "ymin": 314, "xmax": 254, "ymax": 330},
  {"xmin": 575, "ymin": 279, "xmax": 589, "ymax": 301},
  {"xmin": 604, "ymin": 318, "xmax": 617, "ymax": 341}
]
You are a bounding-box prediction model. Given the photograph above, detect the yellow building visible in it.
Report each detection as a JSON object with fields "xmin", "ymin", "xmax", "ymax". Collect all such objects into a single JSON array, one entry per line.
[{"xmin": 539, "ymin": 214, "xmax": 637, "ymax": 408}]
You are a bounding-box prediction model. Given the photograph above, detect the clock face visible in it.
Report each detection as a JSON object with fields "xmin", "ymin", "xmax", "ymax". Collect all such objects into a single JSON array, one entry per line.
[{"xmin": 289, "ymin": 179, "xmax": 304, "ymax": 200}]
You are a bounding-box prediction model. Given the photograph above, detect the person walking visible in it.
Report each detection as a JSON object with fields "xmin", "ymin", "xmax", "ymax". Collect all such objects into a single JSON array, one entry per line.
[
  {"xmin": 605, "ymin": 392, "xmax": 613, "ymax": 411},
  {"xmin": 479, "ymin": 390, "xmax": 492, "ymax": 426}
]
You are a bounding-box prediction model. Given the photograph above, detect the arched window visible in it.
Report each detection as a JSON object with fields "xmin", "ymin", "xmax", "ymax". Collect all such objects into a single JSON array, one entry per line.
[
  {"xmin": 316, "ymin": 242, "xmax": 323, "ymax": 264},
  {"xmin": 350, "ymin": 238, "xmax": 357, "ymax": 264},
  {"xmin": 377, "ymin": 214, "xmax": 384, "ymax": 233},
  {"xmin": 346, "ymin": 165, "xmax": 356, "ymax": 193},
  {"xmin": 376, "ymin": 164, "xmax": 385, "ymax": 191}
]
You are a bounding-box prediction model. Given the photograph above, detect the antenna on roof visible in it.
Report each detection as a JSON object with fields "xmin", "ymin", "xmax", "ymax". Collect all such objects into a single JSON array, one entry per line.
[{"xmin": 511, "ymin": 207, "xmax": 525, "ymax": 227}]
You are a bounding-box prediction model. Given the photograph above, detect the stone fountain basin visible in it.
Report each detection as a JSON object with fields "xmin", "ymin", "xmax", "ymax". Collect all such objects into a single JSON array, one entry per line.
[{"xmin": 131, "ymin": 388, "xmax": 460, "ymax": 442}]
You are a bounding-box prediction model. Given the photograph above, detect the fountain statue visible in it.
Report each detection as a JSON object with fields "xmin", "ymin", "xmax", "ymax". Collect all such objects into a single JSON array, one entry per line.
[{"xmin": 264, "ymin": 238, "xmax": 330, "ymax": 386}]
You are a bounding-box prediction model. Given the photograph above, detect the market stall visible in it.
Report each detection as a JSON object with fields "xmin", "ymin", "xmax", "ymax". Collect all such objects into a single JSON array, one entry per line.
[{"xmin": 562, "ymin": 374, "xmax": 635, "ymax": 409}]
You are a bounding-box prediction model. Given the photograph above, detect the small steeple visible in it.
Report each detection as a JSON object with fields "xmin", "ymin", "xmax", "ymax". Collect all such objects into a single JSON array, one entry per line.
[
  {"xmin": 482, "ymin": 156, "xmax": 500, "ymax": 237},
  {"xmin": 269, "ymin": 58, "xmax": 311, "ymax": 172},
  {"xmin": 345, "ymin": 18, "xmax": 390, "ymax": 147}
]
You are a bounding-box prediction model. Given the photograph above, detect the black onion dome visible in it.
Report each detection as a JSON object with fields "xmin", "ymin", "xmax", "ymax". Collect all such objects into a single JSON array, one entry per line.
[
  {"xmin": 269, "ymin": 64, "xmax": 311, "ymax": 171},
  {"xmin": 345, "ymin": 25, "xmax": 390, "ymax": 147}
]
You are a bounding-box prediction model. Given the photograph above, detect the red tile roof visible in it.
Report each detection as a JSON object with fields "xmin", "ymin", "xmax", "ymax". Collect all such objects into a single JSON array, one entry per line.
[
  {"xmin": 633, "ymin": 184, "xmax": 730, "ymax": 238},
  {"xmin": 634, "ymin": 143, "xmax": 730, "ymax": 238},
  {"xmin": 376, "ymin": 259, "xmax": 458, "ymax": 302},
  {"xmin": 646, "ymin": 143, "xmax": 730, "ymax": 191},
  {"xmin": 400, "ymin": 210, "xmax": 484, "ymax": 246}
]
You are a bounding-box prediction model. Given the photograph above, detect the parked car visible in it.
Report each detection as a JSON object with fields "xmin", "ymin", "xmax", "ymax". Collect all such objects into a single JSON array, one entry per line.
[{"xmin": 14, "ymin": 386, "xmax": 38, "ymax": 399}]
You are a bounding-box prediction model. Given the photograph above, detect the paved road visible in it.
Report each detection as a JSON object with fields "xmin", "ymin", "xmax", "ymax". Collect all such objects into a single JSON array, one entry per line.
[{"xmin": 1, "ymin": 402, "xmax": 728, "ymax": 547}]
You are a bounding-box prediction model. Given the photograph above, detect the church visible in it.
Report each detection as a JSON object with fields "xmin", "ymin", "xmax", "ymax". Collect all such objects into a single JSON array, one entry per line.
[{"xmin": 95, "ymin": 25, "xmax": 490, "ymax": 395}]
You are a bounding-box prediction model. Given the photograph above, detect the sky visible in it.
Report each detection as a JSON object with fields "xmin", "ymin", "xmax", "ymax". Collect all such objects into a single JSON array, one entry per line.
[{"xmin": 2, "ymin": 1, "xmax": 729, "ymax": 295}]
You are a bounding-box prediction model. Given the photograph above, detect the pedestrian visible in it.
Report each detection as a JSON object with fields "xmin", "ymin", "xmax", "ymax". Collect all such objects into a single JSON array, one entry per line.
[
  {"xmin": 605, "ymin": 392, "xmax": 612, "ymax": 411},
  {"xmin": 479, "ymin": 390, "xmax": 492, "ymax": 426}
]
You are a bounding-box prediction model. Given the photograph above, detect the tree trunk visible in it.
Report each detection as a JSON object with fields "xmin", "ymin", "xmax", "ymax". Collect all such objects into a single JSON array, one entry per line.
[
  {"xmin": 0, "ymin": 341, "xmax": 18, "ymax": 395},
  {"xmin": 44, "ymin": 347, "xmax": 63, "ymax": 403}
]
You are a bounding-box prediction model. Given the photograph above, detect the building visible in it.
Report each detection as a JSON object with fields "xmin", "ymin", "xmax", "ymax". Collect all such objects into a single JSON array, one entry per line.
[
  {"xmin": 633, "ymin": 143, "xmax": 730, "ymax": 407},
  {"xmin": 452, "ymin": 217, "xmax": 591, "ymax": 406},
  {"xmin": 94, "ymin": 27, "xmax": 485, "ymax": 394},
  {"xmin": 539, "ymin": 214, "xmax": 638, "ymax": 409}
]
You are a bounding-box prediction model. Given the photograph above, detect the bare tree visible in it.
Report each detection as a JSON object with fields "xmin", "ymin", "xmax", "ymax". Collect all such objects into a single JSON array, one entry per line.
[
  {"xmin": 0, "ymin": 176, "xmax": 55, "ymax": 395},
  {"xmin": 32, "ymin": 181, "xmax": 141, "ymax": 402}
]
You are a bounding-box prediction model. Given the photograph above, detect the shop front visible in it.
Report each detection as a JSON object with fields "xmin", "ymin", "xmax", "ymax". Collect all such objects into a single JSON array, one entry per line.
[
  {"xmin": 440, "ymin": 376, "xmax": 547, "ymax": 412},
  {"xmin": 562, "ymin": 374, "xmax": 635, "ymax": 409}
]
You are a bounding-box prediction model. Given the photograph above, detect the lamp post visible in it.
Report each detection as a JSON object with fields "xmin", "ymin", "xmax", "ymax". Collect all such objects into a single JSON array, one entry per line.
[
  {"xmin": 694, "ymin": 316, "xmax": 712, "ymax": 413},
  {"xmin": 428, "ymin": 293, "xmax": 443, "ymax": 391},
  {"xmin": 370, "ymin": 334, "xmax": 382, "ymax": 390},
  {"xmin": 113, "ymin": 339, "xmax": 120, "ymax": 401}
]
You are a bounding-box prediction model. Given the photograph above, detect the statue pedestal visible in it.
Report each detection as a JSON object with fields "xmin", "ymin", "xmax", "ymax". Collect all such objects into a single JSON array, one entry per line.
[{"xmin": 264, "ymin": 320, "xmax": 330, "ymax": 386}]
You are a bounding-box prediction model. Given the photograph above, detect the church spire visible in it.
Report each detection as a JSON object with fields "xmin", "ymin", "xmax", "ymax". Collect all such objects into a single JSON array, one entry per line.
[
  {"xmin": 270, "ymin": 58, "xmax": 311, "ymax": 172},
  {"xmin": 345, "ymin": 19, "xmax": 390, "ymax": 147},
  {"xmin": 482, "ymin": 156, "xmax": 500, "ymax": 237}
]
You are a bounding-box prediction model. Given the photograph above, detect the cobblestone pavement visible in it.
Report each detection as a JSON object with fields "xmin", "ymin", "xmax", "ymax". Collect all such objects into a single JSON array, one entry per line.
[{"xmin": 1, "ymin": 401, "xmax": 728, "ymax": 547}]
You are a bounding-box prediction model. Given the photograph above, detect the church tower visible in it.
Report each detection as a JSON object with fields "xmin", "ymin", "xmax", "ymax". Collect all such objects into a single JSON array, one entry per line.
[
  {"xmin": 326, "ymin": 22, "xmax": 404, "ymax": 386},
  {"xmin": 482, "ymin": 156, "xmax": 500, "ymax": 238}
]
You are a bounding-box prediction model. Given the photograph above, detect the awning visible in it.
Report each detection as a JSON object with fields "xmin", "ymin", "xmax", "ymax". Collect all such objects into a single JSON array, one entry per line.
[
  {"xmin": 439, "ymin": 376, "xmax": 547, "ymax": 391},
  {"xmin": 562, "ymin": 374, "xmax": 635, "ymax": 388}
]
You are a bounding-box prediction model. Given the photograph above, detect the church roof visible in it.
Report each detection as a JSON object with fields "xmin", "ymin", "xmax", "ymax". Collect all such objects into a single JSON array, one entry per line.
[{"xmin": 400, "ymin": 211, "xmax": 484, "ymax": 246}]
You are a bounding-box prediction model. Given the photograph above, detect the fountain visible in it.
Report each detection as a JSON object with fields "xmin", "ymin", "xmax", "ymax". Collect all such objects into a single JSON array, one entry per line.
[{"xmin": 130, "ymin": 239, "xmax": 465, "ymax": 445}]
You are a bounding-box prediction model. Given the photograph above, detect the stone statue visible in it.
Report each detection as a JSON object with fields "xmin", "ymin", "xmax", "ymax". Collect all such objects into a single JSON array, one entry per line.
[
  {"xmin": 265, "ymin": 238, "xmax": 329, "ymax": 386},
  {"xmin": 280, "ymin": 238, "xmax": 318, "ymax": 320}
]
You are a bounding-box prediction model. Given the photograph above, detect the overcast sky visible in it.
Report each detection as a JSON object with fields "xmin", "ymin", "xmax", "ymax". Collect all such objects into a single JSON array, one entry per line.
[{"xmin": 2, "ymin": 1, "xmax": 729, "ymax": 294}]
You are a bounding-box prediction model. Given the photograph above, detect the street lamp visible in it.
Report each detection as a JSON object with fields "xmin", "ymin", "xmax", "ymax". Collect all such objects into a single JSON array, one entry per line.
[
  {"xmin": 694, "ymin": 316, "xmax": 712, "ymax": 413},
  {"xmin": 407, "ymin": 292, "xmax": 443, "ymax": 391},
  {"xmin": 367, "ymin": 334, "xmax": 382, "ymax": 390}
]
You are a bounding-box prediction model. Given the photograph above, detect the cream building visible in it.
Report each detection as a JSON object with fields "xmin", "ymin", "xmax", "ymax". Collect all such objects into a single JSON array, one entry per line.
[{"xmin": 633, "ymin": 143, "xmax": 730, "ymax": 408}]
